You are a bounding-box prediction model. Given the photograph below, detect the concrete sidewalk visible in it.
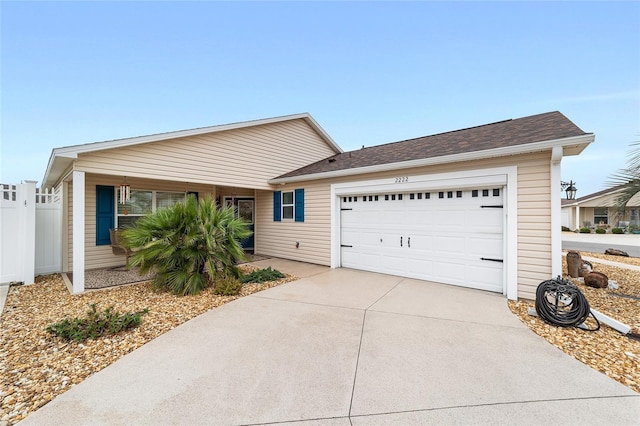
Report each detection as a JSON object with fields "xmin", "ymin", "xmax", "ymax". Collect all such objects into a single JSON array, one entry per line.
[{"xmin": 20, "ymin": 260, "xmax": 640, "ymax": 425}]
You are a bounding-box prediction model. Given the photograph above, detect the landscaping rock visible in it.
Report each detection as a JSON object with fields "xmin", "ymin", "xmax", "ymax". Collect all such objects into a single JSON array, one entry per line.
[
  {"xmin": 604, "ymin": 248, "xmax": 629, "ymax": 257},
  {"xmin": 584, "ymin": 271, "xmax": 609, "ymax": 289},
  {"xmin": 566, "ymin": 250, "xmax": 582, "ymax": 278}
]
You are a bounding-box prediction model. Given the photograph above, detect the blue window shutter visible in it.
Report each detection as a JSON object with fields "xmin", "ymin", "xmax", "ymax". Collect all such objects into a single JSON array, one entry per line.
[
  {"xmin": 295, "ymin": 188, "xmax": 304, "ymax": 222},
  {"xmin": 273, "ymin": 191, "xmax": 281, "ymax": 222},
  {"xmin": 96, "ymin": 185, "xmax": 115, "ymax": 246}
]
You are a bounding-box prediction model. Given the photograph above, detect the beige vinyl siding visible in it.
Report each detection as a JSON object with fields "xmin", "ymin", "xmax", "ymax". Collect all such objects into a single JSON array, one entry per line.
[
  {"xmin": 256, "ymin": 182, "xmax": 332, "ymax": 265},
  {"xmin": 257, "ymin": 151, "xmax": 553, "ymax": 300},
  {"xmin": 74, "ymin": 120, "xmax": 337, "ymax": 190}
]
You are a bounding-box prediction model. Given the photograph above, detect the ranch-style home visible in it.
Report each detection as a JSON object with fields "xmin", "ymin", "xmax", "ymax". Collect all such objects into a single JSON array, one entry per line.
[
  {"xmin": 42, "ymin": 111, "xmax": 594, "ymax": 300},
  {"xmin": 562, "ymin": 185, "xmax": 640, "ymax": 231}
]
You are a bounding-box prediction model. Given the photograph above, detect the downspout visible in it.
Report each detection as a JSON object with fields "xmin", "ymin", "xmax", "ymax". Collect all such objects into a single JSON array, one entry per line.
[{"xmin": 550, "ymin": 147, "xmax": 563, "ymax": 277}]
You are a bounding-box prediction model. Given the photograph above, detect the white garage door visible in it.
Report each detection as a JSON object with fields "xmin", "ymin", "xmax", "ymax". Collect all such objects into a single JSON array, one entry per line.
[{"xmin": 340, "ymin": 187, "xmax": 504, "ymax": 293}]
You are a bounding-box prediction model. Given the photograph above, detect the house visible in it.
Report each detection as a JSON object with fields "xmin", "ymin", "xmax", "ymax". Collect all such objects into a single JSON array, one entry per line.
[
  {"xmin": 562, "ymin": 186, "xmax": 640, "ymax": 231},
  {"xmin": 42, "ymin": 111, "xmax": 594, "ymax": 300}
]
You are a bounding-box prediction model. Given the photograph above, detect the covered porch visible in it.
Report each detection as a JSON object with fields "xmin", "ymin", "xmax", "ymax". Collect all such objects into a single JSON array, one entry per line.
[{"xmin": 64, "ymin": 171, "xmax": 262, "ymax": 293}]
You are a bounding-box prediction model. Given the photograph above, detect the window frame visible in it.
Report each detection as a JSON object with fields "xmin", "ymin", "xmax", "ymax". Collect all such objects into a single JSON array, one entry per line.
[
  {"xmin": 115, "ymin": 189, "xmax": 186, "ymax": 228},
  {"xmin": 593, "ymin": 207, "xmax": 609, "ymax": 225},
  {"xmin": 281, "ymin": 190, "xmax": 295, "ymax": 220}
]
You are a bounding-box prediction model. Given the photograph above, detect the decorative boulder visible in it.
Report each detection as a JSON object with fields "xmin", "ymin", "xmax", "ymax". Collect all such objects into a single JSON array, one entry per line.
[
  {"xmin": 566, "ymin": 250, "xmax": 583, "ymax": 278},
  {"xmin": 578, "ymin": 261, "xmax": 592, "ymax": 277},
  {"xmin": 605, "ymin": 248, "xmax": 629, "ymax": 257},
  {"xmin": 584, "ymin": 271, "xmax": 609, "ymax": 289}
]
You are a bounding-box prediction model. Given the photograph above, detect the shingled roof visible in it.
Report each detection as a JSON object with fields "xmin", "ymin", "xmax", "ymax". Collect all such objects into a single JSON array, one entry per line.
[{"xmin": 272, "ymin": 111, "xmax": 591, "ymax": 182}]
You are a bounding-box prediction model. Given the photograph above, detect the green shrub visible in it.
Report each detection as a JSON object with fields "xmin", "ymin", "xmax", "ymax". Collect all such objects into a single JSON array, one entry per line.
[
  {"xmin": 579, "ymin": 227, "xmax": 591, "ymax": 233},
  {"xmin": 561, "ymin": 226, "xmax": 571, "ymax": 232},
  {"xmin": 46, "ymin": 304, "xmax": 149, "ymax": 342},
  {"xmin": 121, "ymin": 196, "xmax": 252, "ymax": 295},
  {"xmin": 595, "ymin": 228, "xmax": 606, "ymax": 234},
  {"xmin": 213, "ymin": 276, "xmax": 243, "ymax": 296},
  {"xmin": 240, "ymin": 267, "xmax": 286, "ymax": 283},
  {"xmin": 612, "ymin": 227, "xmax": 624, "ymax": 234}
]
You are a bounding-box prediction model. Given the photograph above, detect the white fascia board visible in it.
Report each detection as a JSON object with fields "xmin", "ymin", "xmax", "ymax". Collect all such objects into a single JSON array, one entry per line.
[
  {"xmin": 51, "ymin": 113, "xmax": 341, "ymax": 157},
  {"xmin": 269, "ymin": 134, "xmax": 594, "ymax": 185}
]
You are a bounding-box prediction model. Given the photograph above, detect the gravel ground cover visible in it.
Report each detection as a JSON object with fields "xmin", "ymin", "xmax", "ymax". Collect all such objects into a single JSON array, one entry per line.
[
  {"xmin": 581, "ymin": 251, "xmax": 640, "ymax": 267},
  {"xmin": 509, "ymin": 251, "xmax": 640, "ymax": 395},
  {"xmin": 0, "ymin": 266, "xmax": 295, "ymax": 425}
]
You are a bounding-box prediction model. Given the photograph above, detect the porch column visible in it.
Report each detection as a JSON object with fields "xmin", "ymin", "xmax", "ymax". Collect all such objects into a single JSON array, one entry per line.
[
  {"xmin": 575, "ymin": 205, "xmax": 581, "ymax": 229},
  {"xmin": 550, "ymin": 147, "xmax": 562, "ymax": 278},
  {"xmin": 72, "ymin": 171, "xmax": 85, "ymax": 293}
]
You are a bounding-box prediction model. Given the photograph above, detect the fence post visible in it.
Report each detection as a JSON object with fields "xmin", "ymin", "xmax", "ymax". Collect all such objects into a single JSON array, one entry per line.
[{"xmin": 17, "ymin": 181, "xmax": 37, "ymax": 284}]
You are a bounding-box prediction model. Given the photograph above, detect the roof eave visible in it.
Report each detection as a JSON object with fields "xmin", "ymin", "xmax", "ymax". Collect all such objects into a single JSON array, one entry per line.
[{"xmin": 268, "ymin": 133, "xmax": 595, "ymax": 185}]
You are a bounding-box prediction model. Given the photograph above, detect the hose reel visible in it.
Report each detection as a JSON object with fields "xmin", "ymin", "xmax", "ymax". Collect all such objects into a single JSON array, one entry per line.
[{"xmin": 535, "ymin": 276, "xmax": 600, "ymax": 331}]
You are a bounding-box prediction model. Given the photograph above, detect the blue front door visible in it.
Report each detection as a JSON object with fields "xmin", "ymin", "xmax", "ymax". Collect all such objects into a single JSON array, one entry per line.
[{"xmin": 226, "ymin": 197, "xmax": 255, "ymax": 250}]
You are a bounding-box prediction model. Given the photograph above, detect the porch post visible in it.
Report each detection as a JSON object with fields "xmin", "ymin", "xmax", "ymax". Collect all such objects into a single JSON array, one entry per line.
[
  {"xmin": 72, "ymin": 171, "xmax": 85, "ymax": 293},
  {"xmin": 575, "ymin": 205, "xmax": 581, "ymax": 230}
]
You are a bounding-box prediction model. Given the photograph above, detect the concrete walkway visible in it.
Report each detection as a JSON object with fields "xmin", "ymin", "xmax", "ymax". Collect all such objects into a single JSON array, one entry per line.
[{"xmin": 20, "ymin": 259, "xmax": 639, "ymax": 425}]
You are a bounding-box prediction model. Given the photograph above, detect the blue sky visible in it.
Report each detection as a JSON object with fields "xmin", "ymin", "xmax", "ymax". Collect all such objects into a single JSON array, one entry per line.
[{"xmin": 2, "ymin": 1, "xmax": 639, "ymax": 197}]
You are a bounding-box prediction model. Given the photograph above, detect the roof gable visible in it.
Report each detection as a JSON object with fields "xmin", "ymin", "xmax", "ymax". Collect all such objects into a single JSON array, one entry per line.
[
  {"xmin": 43, "ymin": 113, "xmax": 341, "ymax": 188},
  {"xmin": 271, "ymin": 111, "xmax": 593, "ymax": 182}
]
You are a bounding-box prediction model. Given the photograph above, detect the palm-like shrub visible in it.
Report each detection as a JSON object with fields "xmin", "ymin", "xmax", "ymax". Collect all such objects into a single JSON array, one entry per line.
[{"xmin": 121, "ymin": 195, "xmax": 251, "ymax": 295}]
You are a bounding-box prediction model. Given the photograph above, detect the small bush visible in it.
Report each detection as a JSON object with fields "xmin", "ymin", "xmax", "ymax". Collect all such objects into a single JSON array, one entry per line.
[
  {"xmin": 561, "ymin": 226, "xmax": 571, "ymax": 232},
  {"xmin": 611, "ymin": 227, "xmax": 624, "ymax": 234},
  {"xmin": 240, "ymin": 267, "xmax": 286, "ymax": 283},
  {"xmin": 213, "ymin": 276, "xmax": 243, "ymax": 296},
  {"xmin": 46, "ymin": 304, "xmax": 148, "ymax": 342},
  {"xmin": 595, "ymin": 228, "xmax": 606, "ymax": 234},
  {"xmin": 579, "ymin": 227, "xmax": 591, "ymax": 233}
]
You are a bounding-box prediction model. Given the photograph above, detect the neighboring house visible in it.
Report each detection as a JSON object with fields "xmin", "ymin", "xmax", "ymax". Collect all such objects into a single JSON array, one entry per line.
[
  {"xmin": 562, "ymin": 186, "xmax": 640, "ymax": 230},
  {"xmin": 42, "ymin": 111, "xmax": 593, "ymax": 300}
]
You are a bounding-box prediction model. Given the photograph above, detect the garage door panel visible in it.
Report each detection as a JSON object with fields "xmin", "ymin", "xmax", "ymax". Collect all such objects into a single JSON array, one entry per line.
[
  {"xmin": 436, "ymin": 210, "xmax": 466, "ymax": 228},
  {"xmin": 434, "ymin": 235, "xmax": 467, "ymax": 254},
  {"xmin": 468, "ymin": 236, "xmax": 502, "ymax": 258},
  {"xmin": 340, "ymin": 186, "xmax": 504, "ymax": 293},
  {"xmin": 434, "ymin": 261, "xmax": 467, "ymax": 283}
]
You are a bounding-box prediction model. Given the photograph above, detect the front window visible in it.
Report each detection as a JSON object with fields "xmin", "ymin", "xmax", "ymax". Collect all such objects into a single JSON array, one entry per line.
[
  {"xmin": 117, "ymin": 189, "xmax": 184, "ymax": 228},
  {"xmin": 594, "ymin": 208, "xmax": 608, "ymax": 225},
  {"xmin": 282, "ymin": 191, "xmax": 294, "ymax": 220}
]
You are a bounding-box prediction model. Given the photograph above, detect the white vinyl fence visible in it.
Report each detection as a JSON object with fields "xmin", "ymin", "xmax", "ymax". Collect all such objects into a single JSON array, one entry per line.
[{"xmin": 1, "ymin": 181, "xmax": 62, "ymax": 284}]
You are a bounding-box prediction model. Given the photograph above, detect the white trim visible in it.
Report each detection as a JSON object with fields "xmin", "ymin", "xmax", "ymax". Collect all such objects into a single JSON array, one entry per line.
[
  {"xmin": 72, "ymin": 171, "xmax": 85, "ymax": 294},
  {"xmin": 43, "ymin": 113, "xmax": 342, "ymax": 188},
  {"xmin": 550, "ymin": 147, "xmax": 563, "ymax": 278},
  {"xmin": 270, "ymin": 134, "xmax": 594, "ymax": 185},
  {"xmin": 330, "ymin": 166, "xmax": 519, "ymax": 300}
]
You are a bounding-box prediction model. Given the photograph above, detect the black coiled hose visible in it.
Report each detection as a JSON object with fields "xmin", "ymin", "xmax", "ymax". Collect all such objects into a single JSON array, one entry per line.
[{"xmin": 535, "ymin": 276, "xmax": 600, "ymax": 331}]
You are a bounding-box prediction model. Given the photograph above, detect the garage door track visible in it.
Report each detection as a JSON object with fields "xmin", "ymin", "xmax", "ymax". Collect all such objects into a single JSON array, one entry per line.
[{"xmin": 22, "ymin": 259, "xmax": 640, "ymax": 425}]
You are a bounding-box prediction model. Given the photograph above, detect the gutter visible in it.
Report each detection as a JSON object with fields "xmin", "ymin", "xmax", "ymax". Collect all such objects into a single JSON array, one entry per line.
[{"xmin": 269, "ymin": 134, "xmax": 595, "ymax": 185}]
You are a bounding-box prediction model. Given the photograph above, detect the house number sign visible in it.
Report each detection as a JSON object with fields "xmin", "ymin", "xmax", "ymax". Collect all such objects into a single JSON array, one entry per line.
[{"xmin": 394, "ymin": 177, "xmax": 409, "ymax": 183}]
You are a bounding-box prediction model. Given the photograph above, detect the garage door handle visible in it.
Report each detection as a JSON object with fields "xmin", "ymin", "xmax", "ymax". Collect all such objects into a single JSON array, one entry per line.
[
  {"xmin": 408, "ymin": 237, "xmax": 410, "ymax": 248},
  {"xmin": 481, "ymin": 257, "xmax": 503, "ymax": 263},
  {"xmin": 341, "ymin": 244, "xmax": 353, "ymax": 248},
  {"xmin": 400, "ymin": 236, "xmax": 402, "ymax": 247}
]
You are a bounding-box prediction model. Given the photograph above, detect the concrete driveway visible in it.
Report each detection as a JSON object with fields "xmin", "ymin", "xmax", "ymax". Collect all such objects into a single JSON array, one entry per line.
[{"xmin": 22, "ymin": 259, "xmax": 639, "ymax": 425}]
